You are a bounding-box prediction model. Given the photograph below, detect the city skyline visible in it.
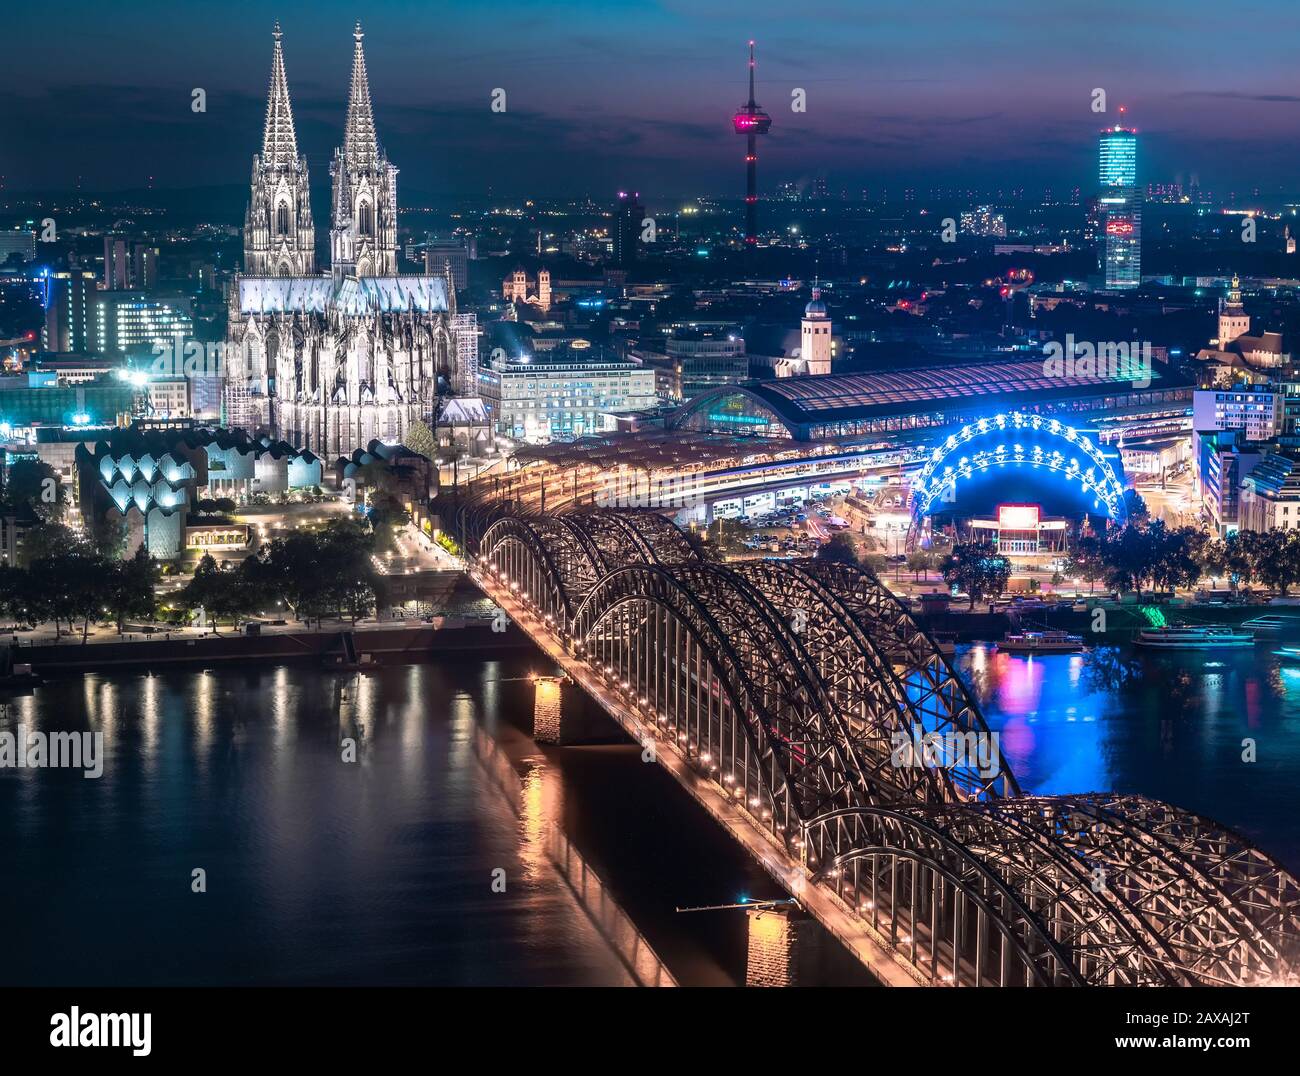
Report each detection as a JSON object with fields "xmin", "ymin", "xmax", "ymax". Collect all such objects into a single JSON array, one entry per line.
[{"xmin": 9, "ymin": 3, "xmax": 1300, "ymax": 198}]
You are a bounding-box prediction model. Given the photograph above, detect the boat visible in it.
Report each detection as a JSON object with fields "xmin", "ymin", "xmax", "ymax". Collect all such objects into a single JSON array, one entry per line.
[
  {"xmin": 996, "ymin": 630, "xmax": 1086, "ymax": 654},
  {"xmin": 1241, "ymin": 615, "xmax": 1300, "ymax": 636},
  {"xmin": 1135, "ymin": 625, "xmax": 1254, "ymax": 650},
  {"xmin": 1274, "ymin": 645, "xmax": 1300, "ymax": 662},
  {"xmin": 931, "ymin": 631, "xmax": 958, "ymax": 656}
]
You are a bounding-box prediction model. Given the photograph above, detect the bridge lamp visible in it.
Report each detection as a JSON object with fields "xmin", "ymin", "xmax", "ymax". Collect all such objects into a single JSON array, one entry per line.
[
  {"xmin": 701, "ymin": 752, "xmax": 712, "ymax": 762},
  {"xmin": 723, "ymin": 773, "xmax": 735, "ymax": 783}
]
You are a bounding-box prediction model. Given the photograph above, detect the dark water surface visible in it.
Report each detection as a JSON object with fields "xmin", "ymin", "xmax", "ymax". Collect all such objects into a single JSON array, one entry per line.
[
  {"xmin": 0, "ymin": 658, "xmax": 778, "ymax": 987},
  {"xmin": 955, "ymin": 643, "xmax": 1300, "ymax": 872},
  {"xmin": 4, "ymin": 641, "xmax": 1297, "ymax": 986}
]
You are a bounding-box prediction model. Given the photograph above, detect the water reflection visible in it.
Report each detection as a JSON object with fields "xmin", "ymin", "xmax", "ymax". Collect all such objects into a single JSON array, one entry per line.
[
  {"xmin": 954, "ymin": 643, "xmax": 1300, "ymax": 871},
  {"xmin": 0, "ymin": 661, "xmax": 641, "ymax": 986}
]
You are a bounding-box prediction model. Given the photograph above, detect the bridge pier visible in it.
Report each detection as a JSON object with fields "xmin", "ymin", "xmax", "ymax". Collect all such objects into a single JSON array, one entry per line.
[
  {"xmin": 532, "ymin": 675, "xmax": 568, "ymax": 744},
  {"xmin": 745, "ymin": 906, "xmax": 824, "ymax": 987}
]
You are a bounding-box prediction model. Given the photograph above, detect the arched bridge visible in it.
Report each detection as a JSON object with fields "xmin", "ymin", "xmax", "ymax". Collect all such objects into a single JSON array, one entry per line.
[{"xmin": 457, "ymin": 505, "xmax": 1300, "ymax": 987}]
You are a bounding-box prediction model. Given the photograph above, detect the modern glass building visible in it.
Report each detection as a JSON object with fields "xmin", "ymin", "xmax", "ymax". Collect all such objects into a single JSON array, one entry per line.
[{"xmin": 1099, "ymin": 126, "xmax": 1140, "ymax": 289}]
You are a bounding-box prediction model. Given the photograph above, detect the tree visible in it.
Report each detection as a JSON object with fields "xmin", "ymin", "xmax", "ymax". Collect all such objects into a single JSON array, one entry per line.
[
  {"xmin": 1122, "ymin": 489, "xmax": 1149, "ymax": 524},
  {"xmin": 85, "ymin": 512, "xmax": 129, "ymax": 560},
  {"xmin": 179, "ymin": 554, "xmax": 258, "ymax": 633},
  {"xmin": 1065, "ymin": 534, "xmax": 1108, "ymax": 593},
  {"xmin": 906, "ymin": 549, "xmax": 934, "ymax": 581},
  {"xmin": 108, "ymin": 546, "xmax": 158, "ymax": 632},
  {"xmin": 260, "ymin": 519, "xmax": 382, "ymax": 625},
  {"xmin": 941, "ymin": 541, "xmax": 1011, "ymax": 608},
  {"xmin": 1, "ymin": 459, "xmax": 62, "ymax": 521},
  {"xmin": 20, "ymin": 521, "xmax": 81, "ymax": 566},
  {"xmin": 815, "ymin": 532, "xmax": 860, "ymax": 566},
  {"xmin": 1223, "ymin": 529, "xmax": 1265, "ymax": 590},
  {"xmin": 1196, "ymin": 537, "xmax": 1229, "ymax": 587},
  {"xmin": 1253, "ymin": 529, "xmax": 1300, "ymax": 595},
  {"xmin": 404, "ymin": 418, "xmax": 438, "ymax": 461},
  {"xmin": 0, "ymin": 565, "xmax": 46, "ymax": 628}
]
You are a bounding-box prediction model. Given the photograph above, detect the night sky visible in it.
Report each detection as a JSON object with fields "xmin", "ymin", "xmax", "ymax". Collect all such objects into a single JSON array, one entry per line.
[{"xmin": 7, "ymin": 0, "xmax": 1300, "ymax": 199}]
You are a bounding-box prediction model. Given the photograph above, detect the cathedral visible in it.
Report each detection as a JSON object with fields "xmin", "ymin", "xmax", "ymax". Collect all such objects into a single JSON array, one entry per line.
[{"xmin": 226, "ymin": 23, "xmax": 476, "ymax": 459}]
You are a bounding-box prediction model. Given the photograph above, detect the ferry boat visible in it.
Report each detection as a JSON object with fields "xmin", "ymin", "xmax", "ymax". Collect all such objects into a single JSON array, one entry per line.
[
  {"xmin": 1241, "ymin": 615, "xmax": 1300, "ymax": 637},
  {"xmin": 1274, "ymin": 645, "xmax": 1300, "ymax": 662},
  {"xmin": 1135, "ymin": 625, "xmax": 1254, "ymax": 650},
  {"xmin": 996, "ymin": 630, "xmax": 1086, "ymax": 654}
]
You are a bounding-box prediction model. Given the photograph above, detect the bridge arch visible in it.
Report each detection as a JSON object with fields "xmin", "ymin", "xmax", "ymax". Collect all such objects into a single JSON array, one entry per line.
[
  {"xmin": 730, "ymin": 558, "xmax": 1017, "ymax": 804},
  {"xmin": 572, "ymin": 560, "xmax": 886, "ymax": 840},
  {"xmin": 910, "ymin": 411, "xmax": 1127, "ymax": 524},
  {"xmin": 462, "ymin": 506, "xmax": 1300, "ymax": 987}
]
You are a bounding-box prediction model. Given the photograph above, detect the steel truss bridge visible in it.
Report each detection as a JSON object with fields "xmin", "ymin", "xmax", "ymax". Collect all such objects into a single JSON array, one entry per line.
[{"xmin": 455, "ymin": 504, "xmax": 1300, "ymax": 987}]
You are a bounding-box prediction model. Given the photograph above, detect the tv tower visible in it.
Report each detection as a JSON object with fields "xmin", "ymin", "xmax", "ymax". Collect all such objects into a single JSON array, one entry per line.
[{"xmin": 732, "ymin": 41, "xmax": 772, "ymax": 247}]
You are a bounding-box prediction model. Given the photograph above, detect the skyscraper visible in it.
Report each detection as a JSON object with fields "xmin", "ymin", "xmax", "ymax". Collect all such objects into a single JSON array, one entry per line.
[
  {"xmin": 613, "ymin": 191, "xmax": 643, "ymax": 267},
  {"xmin": 732, "ymin": 41, "xmax": 771, "ymax": 247},
  {"xmin": 1099, "ymin": 122, "xmax": 1140, "ymax": 289}
]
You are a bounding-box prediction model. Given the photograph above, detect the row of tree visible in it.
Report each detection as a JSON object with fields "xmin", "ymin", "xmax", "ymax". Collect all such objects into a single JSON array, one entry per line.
[
  {"xmin": 0, "ymin": 519, "xmax": 388, "ymax": 639},
  {"xmin": 0, "ymin": 537, "xmax": 156, "ymax": 640},
  {"xmin": 1065, "ymin": 521, "xmax": 1300, "ymax": 596},
  {"xmin": 178, "ymin": 519, "xmax": 387, "ymax": 631}
]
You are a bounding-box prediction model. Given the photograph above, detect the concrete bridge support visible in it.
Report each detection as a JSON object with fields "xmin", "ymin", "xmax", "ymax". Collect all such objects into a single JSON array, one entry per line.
[
  {"xmin": 745, "ymin": 907, "xmax": 824, "ymax": 987},
  {"xmin": 532, "ymin": 675, "xmax": 567, "ymax": 744}
]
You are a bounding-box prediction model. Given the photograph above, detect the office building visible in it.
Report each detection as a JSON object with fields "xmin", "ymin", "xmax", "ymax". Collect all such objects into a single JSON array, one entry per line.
[
  {"xmin": 0, "ymin": 229, "xmax": 36, "ymax": 267},
  {"xmin": 613, "ymin": 191, "xmax": 644, "ymax": 267},
  {"xmin": 1099, "ymin": 124, "xmax": 1141, "ymax": 288},
  {"xmin": 480, "ymin": 346, "xmax": 658, "ymax": 442},
  {"xmin": 42, "ymin": 270, "xmax": 98, "ymax": 353}
]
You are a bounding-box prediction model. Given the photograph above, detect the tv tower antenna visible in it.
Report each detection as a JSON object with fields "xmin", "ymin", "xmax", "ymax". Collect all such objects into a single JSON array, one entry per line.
[{"xmin": 732, "ymin": 41, "xmax": 772, "ymax": 248}]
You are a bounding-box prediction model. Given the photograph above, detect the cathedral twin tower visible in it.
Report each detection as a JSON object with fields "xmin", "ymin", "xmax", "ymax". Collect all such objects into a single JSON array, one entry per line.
[
  {"xmin": 228, "ymin": 23, "xmax": 458, "ymax": 459},
  {"xmin": 244, "ymin": 21, "xmax": 397, "ymax": 278}
]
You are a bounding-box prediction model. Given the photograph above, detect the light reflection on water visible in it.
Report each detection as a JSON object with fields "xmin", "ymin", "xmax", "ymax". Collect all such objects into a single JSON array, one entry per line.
[
  {"xmin": 953, "ymin": 643, "xmax": 1300, "ymax": 871},
  {"xmin": 0, "ymin": 660, "xmax": 641, "ymax": 987}
]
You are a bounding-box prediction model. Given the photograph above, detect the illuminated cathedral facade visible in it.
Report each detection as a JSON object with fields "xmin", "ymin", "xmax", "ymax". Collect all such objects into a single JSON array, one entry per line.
[{"xmin": 226, "ymin": 23, "xmax": 476, "ymax": 459}]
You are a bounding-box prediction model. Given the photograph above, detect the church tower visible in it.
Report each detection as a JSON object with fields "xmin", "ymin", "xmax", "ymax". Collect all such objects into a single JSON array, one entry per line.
[
  {"xmin": 330, "ymin": 23, "xmax": 399, "ymax": 278},
  {"xmin": 244, "ymin": 23, "xmax": 315, "ymax": 276},
  {"xmin": 801, "ymin": 285, "xmax": 833, "ymax": 375},
  {"xmin": 1218, "ymin": 274, "xmax": 1250, "ymax": 348}
]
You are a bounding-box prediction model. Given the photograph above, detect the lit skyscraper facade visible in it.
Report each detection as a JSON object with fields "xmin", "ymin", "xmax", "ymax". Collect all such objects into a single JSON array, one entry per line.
[{"xmin": 1099, "ymin": 125, "xmax": 1140, "ymax": 289}]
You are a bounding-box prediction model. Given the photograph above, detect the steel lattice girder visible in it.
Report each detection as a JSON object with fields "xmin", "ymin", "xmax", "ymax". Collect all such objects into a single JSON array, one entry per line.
[
  {"xmin": 731, "ymin": 559, "xmax": 1016, "ymax": 804},
  {"xmin": 573, "ymin": 562, "xmax": 863, "ymax": 825},
  {"xmin": 463, "ymin": 507, "xmax": 1300, "ymax": 987},
  {"xmin": 803, "ymin": 560, "xmax": 1014, "ymax": 800},
  {"xmin": 571, "ymin": 563, "xmax": 802, "ymax": 836}
]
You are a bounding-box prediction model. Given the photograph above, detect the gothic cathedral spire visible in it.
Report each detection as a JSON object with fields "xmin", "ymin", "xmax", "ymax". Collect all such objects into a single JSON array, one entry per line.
[
  {"xmin": 244, "ymin": 22, "xmax": 315, "ymax": 276},
  {"xmin": 330, "ymin": 22, "xmax": 399, "ymax": 278}
]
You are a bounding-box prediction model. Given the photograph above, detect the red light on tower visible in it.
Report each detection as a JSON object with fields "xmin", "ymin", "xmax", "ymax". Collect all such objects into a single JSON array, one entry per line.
[{"xmin": 732, "ymin": 41, "xmax": 771, "ymax": 247}]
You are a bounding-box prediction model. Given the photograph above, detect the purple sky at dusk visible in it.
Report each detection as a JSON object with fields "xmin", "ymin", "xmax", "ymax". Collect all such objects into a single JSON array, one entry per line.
[{"xmin": 5, "ymin": 1, "xmax": 1300, "ymax": 199}]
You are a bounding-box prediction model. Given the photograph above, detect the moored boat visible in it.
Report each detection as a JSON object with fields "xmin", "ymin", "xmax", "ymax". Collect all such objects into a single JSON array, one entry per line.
[
  {"xmin": 997, "ymin": 630, "xmax": 1086, "ymax": 654},
  {"xmin": 931, "ymin": 631, "xmax": 957, "ymax": 656},
  {"xmin": 1241, "ymin": 615, "xmax": 1300, "ymax": 636},
  {"xmin": 1135, "ymin": 625, "xmax": 1254, "ymax": 650}
]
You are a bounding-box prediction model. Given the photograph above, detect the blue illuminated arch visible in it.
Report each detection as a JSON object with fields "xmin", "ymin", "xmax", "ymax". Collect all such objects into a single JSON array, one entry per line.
[{"xmin": 910, "ymin": 412, "xmax": 1127, "ymax": 523}]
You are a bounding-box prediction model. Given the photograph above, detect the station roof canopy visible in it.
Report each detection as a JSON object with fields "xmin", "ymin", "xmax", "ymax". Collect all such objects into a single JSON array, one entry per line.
[{"xmin": 674, "ymin": 357, "xmax": 1192, "ymax": 438}]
